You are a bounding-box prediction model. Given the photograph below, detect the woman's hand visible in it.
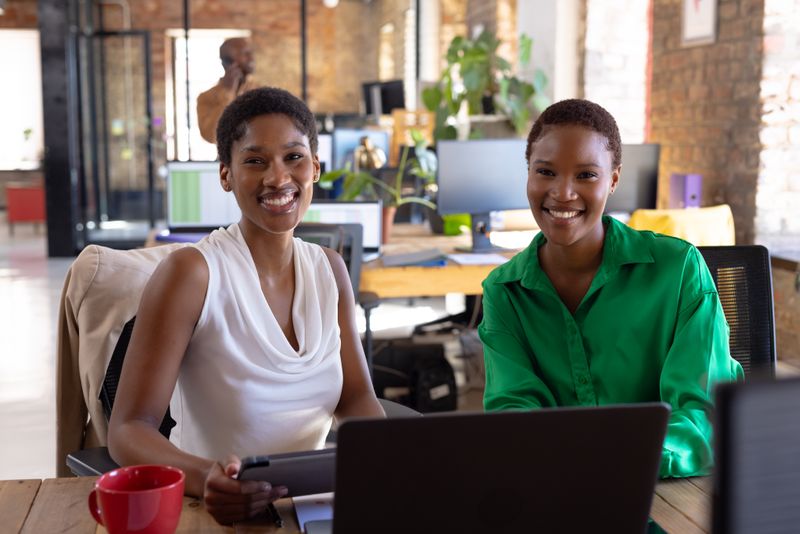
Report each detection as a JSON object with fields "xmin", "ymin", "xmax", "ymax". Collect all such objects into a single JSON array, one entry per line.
[{"xmin": 204, "ymin": 455, "xmax": 288, "ymax": 525}]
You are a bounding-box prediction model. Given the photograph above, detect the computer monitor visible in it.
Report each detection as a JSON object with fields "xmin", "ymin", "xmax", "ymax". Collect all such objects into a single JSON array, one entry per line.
[
  {"xmin": 167, "ymin": 161, "xmax": 240, "ymax": 232},
  {"xmin": 436, "ymin": 139, "xmax": 529, "ymax": 252},
  {"xmin": 362, "ymin": 80, "xmax": 405, "ymax": 117},
  {"xmin": 331, "ymin": 128, "xmax": 390, "ymax": 171},
  {"xmin": 605, "ymin": 144, "xmax": 660, "ymax": 214}
]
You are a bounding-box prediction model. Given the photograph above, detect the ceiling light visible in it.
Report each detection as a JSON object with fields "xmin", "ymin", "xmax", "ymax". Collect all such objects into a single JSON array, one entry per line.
[{"xmin": 323, "ymin": 0, "xmax": 339, "ymax": 7}]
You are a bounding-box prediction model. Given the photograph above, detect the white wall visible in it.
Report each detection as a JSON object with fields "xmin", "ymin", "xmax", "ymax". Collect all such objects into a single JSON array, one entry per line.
[
  {"xmin": 517, "ymin": 0, "xmax": 581, "ymax": 103},
  {"xmin": 0, "ymin": 30, "xmax": 43, "ymax": 170}
]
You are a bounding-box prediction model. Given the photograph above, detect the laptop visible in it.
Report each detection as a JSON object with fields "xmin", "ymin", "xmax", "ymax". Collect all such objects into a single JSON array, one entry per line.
[
  {"xmin": 302, "ymin": 200, "xmax": 383, "ymax": 262},
  {"xmin": 309, "ymin": 404, "xmax": 669, "ymax": 534},
  {"xmin": 713, "ymin": 378, "xmax": 800, "ymax": 534}
]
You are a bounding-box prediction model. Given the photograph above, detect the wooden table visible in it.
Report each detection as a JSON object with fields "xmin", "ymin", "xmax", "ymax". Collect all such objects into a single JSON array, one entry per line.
[
  {"xmin": 2, "ymin": 475, "xmax": 710, "ymax": 533},
  {"xmin": 360, "ymin": 224, "xmax": 524, "ymax": 299}
]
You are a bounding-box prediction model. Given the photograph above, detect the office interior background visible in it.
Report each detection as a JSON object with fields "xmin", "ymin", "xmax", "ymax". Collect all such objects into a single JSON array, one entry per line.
[{"xmin": 1, "ymin": 0, "xmax": 799, "ymax": 481}]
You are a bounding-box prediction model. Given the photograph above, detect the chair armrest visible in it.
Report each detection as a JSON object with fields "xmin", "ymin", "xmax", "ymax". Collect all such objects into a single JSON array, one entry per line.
[
  {"xmin": 67, "ymin": 447, "xmax": 120, "ymax": 476},
  {"xmin": 378, "ymin": 398, "xmax": 422, "ymax": 417}
]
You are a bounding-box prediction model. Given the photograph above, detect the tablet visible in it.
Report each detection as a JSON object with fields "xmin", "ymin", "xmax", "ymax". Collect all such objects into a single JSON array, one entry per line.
[{"xmin": 238, "ymin": 449, "xmax": 336, "ymax": 497}]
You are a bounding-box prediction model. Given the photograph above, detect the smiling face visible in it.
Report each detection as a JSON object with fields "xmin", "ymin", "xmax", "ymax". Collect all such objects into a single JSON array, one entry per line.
[
  {"xmin": 220, "ymin": 113, "xmax": 319, "ymax": 238},
  {"xmin": 527, "ymin": 124, "xmax": 619, "ymax": 250}
]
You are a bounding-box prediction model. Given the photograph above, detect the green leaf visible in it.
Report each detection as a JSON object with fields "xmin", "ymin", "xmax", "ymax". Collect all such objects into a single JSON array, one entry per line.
[
  {"xmin": 318, "ymin": 168, "xmax": 347, "ymax": 183},
  {"xmin": 396, "ymin": 196, "xmax": 437, "ymax": 210},
  {"xmin": 495, "ymin": 57, "xmax": 512, "ymax": 73},
  {"xmin": 533, "ymin": 93, "xmax": 551, "ymax": 112},
  {"xmin": 421, "ymin": 86, "xmax": 442, "ymax": 112},
  {"xmin": 519, "ymin": 34, "xmax": 533, "ymax": 66},
  {"xmin": 533, "ymin": 70, "xmax": 548, "ymax": 93}
]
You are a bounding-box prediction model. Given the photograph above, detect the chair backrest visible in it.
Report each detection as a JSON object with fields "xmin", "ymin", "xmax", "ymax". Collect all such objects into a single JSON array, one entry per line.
[
  {"xmin": 294, "ymin": 222, "xmax": 363, "ymax": 297},
  {"xmin": 698, "ymin": 245, "xmax": 776, "ymax": 379},
  {"xmin": 56, "ymin": 242, "xmax": 187, "ymax": 476}
]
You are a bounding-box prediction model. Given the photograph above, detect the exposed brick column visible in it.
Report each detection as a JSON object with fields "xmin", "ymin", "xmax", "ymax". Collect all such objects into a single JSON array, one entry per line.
[
  {"xmin": 756, "ymin": 0, "xmax": 800, "ymax": 250},
  {"xmin": 650, "ymin": 0, "xmax": 765, "ymax": 244}
]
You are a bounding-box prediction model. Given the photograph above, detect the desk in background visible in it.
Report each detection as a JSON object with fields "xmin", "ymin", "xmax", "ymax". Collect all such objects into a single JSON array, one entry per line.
[
  {"xmin": 1, "ymin": 475, "xmax": 711, "ymax": 533},
  {"xmin": 360, "ymin": 224, "xmax": 526, "ymax": 299}
]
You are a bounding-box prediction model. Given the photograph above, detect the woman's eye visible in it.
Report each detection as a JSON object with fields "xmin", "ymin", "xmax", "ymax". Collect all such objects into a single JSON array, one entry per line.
[
  {"xmin": 536, "ymin": 168, "xmax": 554, "ymax": 177},
  {"xmin": 244, "ymin": 158, "xmax": 264, "ymax": 165},
  {"xmin": 578, "ymin": 171, "xmax": 598, "ymax": 179},
  {"xmin": 286, "ymin": 153, "xmax": 303, "ymax": 161}
]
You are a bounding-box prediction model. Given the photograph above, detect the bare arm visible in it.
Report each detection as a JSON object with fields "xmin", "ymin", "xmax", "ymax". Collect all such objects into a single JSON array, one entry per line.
[
  {"xmin": 322, "ymin": 248, "xmax": 385, "ymax": 421},
  {"xmin": 107, "ymin": 247, "xmax": 214, "ymax": 496},
  {"xmin": 108, "ymin": 247, "xmax": 299, "ymax": 523}
]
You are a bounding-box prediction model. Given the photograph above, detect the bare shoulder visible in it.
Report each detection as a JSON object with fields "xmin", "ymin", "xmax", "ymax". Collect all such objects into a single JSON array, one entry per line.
[
  {"xmin": 320, "ymin": 246, "xmax": 349, "ymax": 292},
  {"xmin": 146, "ymin": 246, "xmax": 209, "ymax": 297}
]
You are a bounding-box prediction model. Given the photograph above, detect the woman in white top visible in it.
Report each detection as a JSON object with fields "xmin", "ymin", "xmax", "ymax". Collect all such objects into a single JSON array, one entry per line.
[{"xmin": 108, "ymin": 87, "xmax": 384, "ymax": 525}]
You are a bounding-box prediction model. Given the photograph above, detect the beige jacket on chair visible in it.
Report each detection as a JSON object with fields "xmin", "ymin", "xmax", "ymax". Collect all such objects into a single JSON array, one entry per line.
[{"xmin": 55, "ymin": 243, "xmax": 188, "ymax": 477}]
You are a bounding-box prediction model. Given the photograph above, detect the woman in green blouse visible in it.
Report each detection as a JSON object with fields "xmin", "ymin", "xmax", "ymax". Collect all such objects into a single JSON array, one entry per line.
[{"xmin": 479, "ymin": 99, "xmax": 743, "ymax": 478}]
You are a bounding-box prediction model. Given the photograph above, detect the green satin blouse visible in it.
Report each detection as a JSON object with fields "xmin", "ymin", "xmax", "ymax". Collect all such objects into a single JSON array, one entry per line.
[{"xmin": 479, "ymin": 216, "xmax": 744, "ymax": 478}]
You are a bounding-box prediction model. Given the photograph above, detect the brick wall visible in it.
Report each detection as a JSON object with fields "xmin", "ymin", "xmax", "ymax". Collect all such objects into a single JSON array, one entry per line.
[
  {"xmin": 773, "ymin": 262, "xmax": 800, "ymax": 364},
  {"xmin": 650, "ymin": 0, "xmax": 765, "ymax": 244},
  {"xmin": 583, "ymin": 0, "xmax": 649, "ymax": 143},
  {"xmin": 465, "ymin": 0, "xmax": 516, "ymax": 61},
  {"xmin": 439, "ymin": 0, "xmax": 467, "ymax": 68},
  {"xmin": 755, "ymin": 0, "xmax": 800, "ymax": 251},
  {"xmin": 0, "ymin": 0, "xmax": 37, "ymax": 28}
]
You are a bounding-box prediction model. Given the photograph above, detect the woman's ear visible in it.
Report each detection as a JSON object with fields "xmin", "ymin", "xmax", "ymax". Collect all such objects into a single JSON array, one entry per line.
[
  {"xmin": 312, "ymin": 154, "xmax": 321, "ymax": 183},
  {"xmin": 609, "ymin": 165, "xmax": 621, "ymax": 195},
  {"xmin": 220, "ymin": 162, "xmax": 232, "ymax": 192}
]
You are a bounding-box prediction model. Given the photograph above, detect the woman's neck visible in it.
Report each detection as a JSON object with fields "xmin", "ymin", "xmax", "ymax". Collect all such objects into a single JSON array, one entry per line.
[
  {"xmin": 239, "ymin": 223, "xmax": 294, "ymax": 278},
  {"xmin": 540, "ymin": 223, "xmax": 607, "ymax": 275}
]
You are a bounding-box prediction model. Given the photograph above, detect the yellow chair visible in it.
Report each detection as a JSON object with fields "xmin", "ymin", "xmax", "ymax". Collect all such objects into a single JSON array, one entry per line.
[{"xmin": 628, "ymin": 204, "xmax": 735, "ymax": 246}]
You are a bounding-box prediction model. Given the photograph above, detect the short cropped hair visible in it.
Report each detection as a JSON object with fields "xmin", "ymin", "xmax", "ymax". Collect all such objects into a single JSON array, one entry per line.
[
  {"xmin": 216, "ymin": 87, "xmax": 318, "ymax": 166},
  {"xmin": 525, "ymin": 99, "xmax": 621, "ymax": 168}
]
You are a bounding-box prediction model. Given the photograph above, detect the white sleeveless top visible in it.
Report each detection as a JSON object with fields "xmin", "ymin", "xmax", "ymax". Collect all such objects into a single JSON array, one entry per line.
[{"xmin": 168, "ymin": 223, "xmax": 344, "ymax": 461}]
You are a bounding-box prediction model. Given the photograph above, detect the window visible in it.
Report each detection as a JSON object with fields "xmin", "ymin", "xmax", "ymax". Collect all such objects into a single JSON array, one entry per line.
[
  {"xmin": 165, "ymin": 29, "xmax": 250, "ymax": 161},
  {"xmin": 0, "ymin": 30, "xmax": 43, "ymax": 170}
]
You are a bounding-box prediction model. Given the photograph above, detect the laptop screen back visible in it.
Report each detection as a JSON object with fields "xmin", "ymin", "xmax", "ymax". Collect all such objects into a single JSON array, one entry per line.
[
  {"xmin": 302, "ymin": 201, "xmax": 382, "ymax": 251},
  {"xmin": 333, "ymin": 404, "xmax": 669, "ymax": 533}
]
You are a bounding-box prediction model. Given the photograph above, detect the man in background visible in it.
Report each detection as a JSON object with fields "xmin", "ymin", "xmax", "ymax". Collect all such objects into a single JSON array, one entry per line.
[{"xmin": 196, "ymin": 38, "xmax": 258, "ymax": 144}]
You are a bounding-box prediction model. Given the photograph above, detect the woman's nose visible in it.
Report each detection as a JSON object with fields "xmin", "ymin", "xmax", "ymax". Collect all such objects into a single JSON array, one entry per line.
[
  {"xmin": 262, "ymin": 161, "xmax": 291, "ymax": 186},
  {"xmin": 552, "ymin": 177, "xmax": 577, "ymax": 200}
]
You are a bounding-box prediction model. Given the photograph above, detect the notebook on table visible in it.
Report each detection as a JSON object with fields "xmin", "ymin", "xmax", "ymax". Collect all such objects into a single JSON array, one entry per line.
[{"xmin": 307, "ymin": 403, "xmax": 669, "ymax": 534}]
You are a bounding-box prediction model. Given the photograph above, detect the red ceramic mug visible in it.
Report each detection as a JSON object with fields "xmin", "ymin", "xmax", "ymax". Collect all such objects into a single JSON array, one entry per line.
[{"xmin": 88, "ymin": 465, "xmax": 185, "ymax": 534}]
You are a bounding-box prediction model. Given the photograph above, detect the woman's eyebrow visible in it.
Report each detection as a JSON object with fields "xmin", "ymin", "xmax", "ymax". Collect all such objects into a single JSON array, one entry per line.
[
  {"xmin": 532, "ymin": 159, "xmax": 600, "ymax": 167},
  {"xmin": 238, "ymin": 141, "xmax": 308, "ymax": 153},
  {"xmin": 283, "ymin": 141, "xmax": 308, "ymax": 149}
]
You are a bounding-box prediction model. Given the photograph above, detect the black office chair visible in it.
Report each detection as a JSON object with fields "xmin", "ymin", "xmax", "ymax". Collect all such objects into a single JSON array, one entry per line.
[
  {"xmin": 698, "ymin": 245, "xmax": 776, "ymax": 379},
  {"xmin": 293, "ymin": 222, "xmax": 380, "ymax": 373}
]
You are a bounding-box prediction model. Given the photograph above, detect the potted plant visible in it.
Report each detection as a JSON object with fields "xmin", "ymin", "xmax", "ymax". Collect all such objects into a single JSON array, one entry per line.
[
  {"xmin": 318, "ymin": 130, "xmax": 437, "ymax": 242},
  {"xmin": 421, "ymin": 31, "xmax": 549, "ymax": 140}
]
